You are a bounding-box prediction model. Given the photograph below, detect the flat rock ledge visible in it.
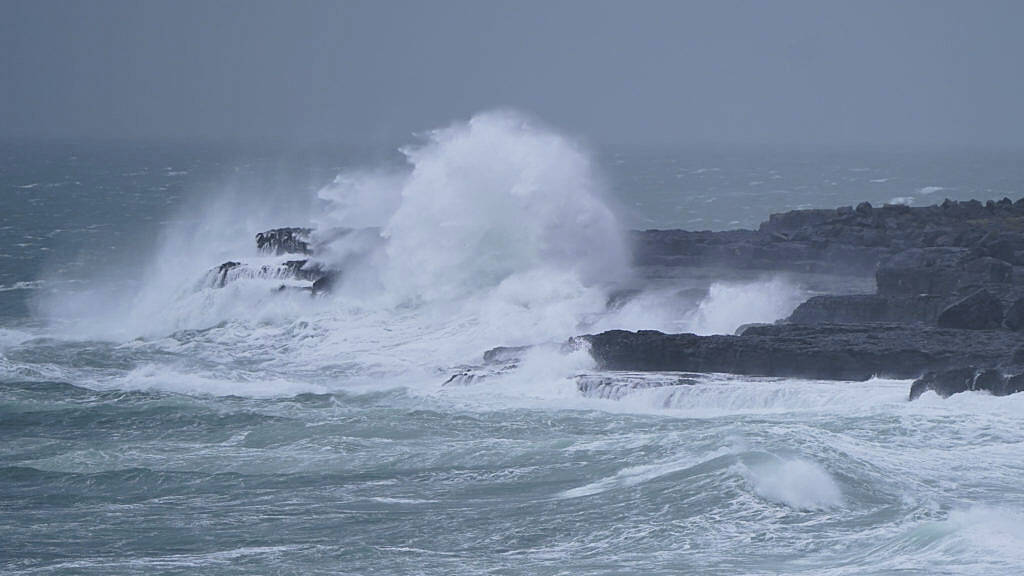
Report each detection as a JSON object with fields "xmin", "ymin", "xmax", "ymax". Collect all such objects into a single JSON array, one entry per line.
[{"xmin": 580, "ymin": 325, "xmax": 1024, "ymax": 383}]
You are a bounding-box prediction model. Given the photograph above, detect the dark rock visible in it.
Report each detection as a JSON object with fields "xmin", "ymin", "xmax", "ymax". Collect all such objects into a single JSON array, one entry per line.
[
  {"xmin": 936, "ymin": 289, "xmax": 1004, "ymax": 330},
  {"xmin": 908, "ymin": 366, "xmax": 978, "ymax": 400},
  {"xmin": 282, "ymin": 260, "xmax": 325, "ymax": 282},
  {"xmin": 214, "ymin": 261, "xmax": 241, "ymax": 288},
  {"xmin": 581, "ymin": 324, "xmax": 1024, "ymax": 382},
  {"xmin": 974, "ymin": 368, "xmax": 1006, "ymax": 394},
  {"xmin": 875, "ymin": 248, "xmax": 971, "ymax": 297},
  {"xmin": 1004, "ymin": 298, "xmax": 1024, "ymax": 331},
  {"xmin": 1001, "ymin": 374, "xmax": 1024, "ymax": 396},
  {"xmin": 787, "ymin": 294, "xmax": 946, "ymax": 325},
  {"xmin": 256, "ymin": 227, "xmax": 312, "ymax": 255},
  {"xmin": 875, "ymin": 248, "xmax": 1012, "ymax": 300},
  {"xmin": 963, "ymin": 256, "xmax": 1013, "ymax": 284},
  {"xmin": 636, "ymin": 197, "xmax": 1024, "ymax": 285},
  {"xmin": 909, "ymin": 367, "xmax": 1024, "ymax": 400}
]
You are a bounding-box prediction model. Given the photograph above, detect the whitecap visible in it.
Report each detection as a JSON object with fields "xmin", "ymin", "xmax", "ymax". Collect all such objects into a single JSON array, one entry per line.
[{"xmin": 737, "ymin": 456, "xmax": 843, "ymax": 511}]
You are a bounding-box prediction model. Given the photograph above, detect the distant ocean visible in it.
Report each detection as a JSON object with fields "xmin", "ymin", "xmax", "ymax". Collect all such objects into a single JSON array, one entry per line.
[{"xmin": 3, "ymin": 115, "xmax": 1024, "ymax": 575}]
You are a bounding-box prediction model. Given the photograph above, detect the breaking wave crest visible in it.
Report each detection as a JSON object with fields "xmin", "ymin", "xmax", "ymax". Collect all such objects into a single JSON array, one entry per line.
[
  {"xmin": 30, "ymin": 111, "xmax": 812, "ymax": 400},
  {"xmin": 34, "ymin": 112, "xmax": 640, "ymax": 393}
]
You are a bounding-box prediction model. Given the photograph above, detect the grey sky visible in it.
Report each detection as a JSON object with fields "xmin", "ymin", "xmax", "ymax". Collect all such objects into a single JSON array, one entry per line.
[{"xmin": 2, "ymin": 0, "xmax": 1022, "ymax": 148}]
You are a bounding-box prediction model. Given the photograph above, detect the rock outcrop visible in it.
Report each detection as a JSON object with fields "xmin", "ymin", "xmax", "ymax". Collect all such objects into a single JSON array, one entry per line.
[
  {"xmin": 633, "ymin": 197, "xmax": 1024, "ymax": 274},
  {"xmin": 787, "ymin": 294, "xmax": 946, "ymax": 325},
  {"xmin": 909, "ymin": 367, "xmax": 1024, "ymax": 400},
  {"xmin": 233, "ymin": 198, "xmax": 1024, "ymax": 401},
  {"xmin": 579, "ymin": 325, "xmax": 1023, "ymax": 382},
  {"xmin": 936, "ymin": 289, "xmax": 1004, "ymax": 330},
  {"xmin": 256, "ymin": 227, "xmax": 312, "ymax": 255},
  {"xmin": 586, "ymin": 198, "xmax": 1024, "ymax": 399}
]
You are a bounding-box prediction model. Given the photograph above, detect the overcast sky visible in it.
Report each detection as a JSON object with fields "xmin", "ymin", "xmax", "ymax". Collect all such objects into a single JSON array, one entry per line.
[{"xmin": 2, "ymin": 0, "xmax": 1022, "ymax": 148}]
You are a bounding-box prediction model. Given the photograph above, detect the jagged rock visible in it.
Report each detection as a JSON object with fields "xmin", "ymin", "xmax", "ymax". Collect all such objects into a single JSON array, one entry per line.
[
  {"xmin": 213, "ymin": 261, "xmax": 241, "ymax": 288},
  {"xmin": 909, "ymin": 367, "xmax": 980, "ymax": 400},
  {"xmin": 256, "ymin": 227, "xmax": 312, "ymax": 255},
  {"xmin": 909, "ymin": 367, "xmax": 1024, "ymax": 400},
  {"xmin": 936, "ymin": 289, "xmax": 1004, "ymax": 330}
]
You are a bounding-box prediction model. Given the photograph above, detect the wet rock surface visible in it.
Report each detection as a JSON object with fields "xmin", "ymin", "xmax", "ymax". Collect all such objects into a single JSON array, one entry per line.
[
  {"xmin": 581, "ymin": 325, "xmax": 1024, "ymax": 382},
  {"xmin": 232, "ymin": 200, "xmax": 1024, "ymax": 400},
  {"xmin": 909, "ymin": 367, "xmax": 1024, "ymax": 400},
  {"xmin": 605, "ymin": 198, "xmax": 1024, "ymax": 399},
  {"xmin": 206, "ymin": 227, "xmax": 385, "ymax": 293}
]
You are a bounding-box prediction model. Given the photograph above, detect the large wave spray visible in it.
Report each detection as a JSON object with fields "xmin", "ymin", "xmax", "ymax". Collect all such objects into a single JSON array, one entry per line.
[
  {"xmin": 36, "ymin": 111, "xmax": 636, "ymax": 392},
  {"xmin": 317, "ymin": 111, "xmax": 628, "ymax": 302}
]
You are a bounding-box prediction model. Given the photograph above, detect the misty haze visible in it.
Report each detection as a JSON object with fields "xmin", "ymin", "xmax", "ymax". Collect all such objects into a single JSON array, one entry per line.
[{"xmin": 2, "ymin": 1, "xmax": 1024, "ymax": 574}]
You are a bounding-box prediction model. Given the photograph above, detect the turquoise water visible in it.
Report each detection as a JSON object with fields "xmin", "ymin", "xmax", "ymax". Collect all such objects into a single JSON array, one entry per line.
[{"xmin": 3, "ymin": 129, "xmax": 1024, "ymax": 574}]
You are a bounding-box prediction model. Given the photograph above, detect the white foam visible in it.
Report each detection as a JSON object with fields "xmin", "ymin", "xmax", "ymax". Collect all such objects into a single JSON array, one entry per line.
[
  {"xmin": 115, "ymin": 364, "xmax": 329, "ymax": 398},
  {"xmin": 0, "ymin": 280, "xmax": 44, "ymax": 292},
  {"xmin": 684, "ymin": 277, "xmax": 805, "ymax": 335},
  {"xmin": 738, "ymin": 456, "xmax": 843, "ymax": 511},
  {"xmin": 0, "ymin": 327, "xmax": 33, "ymax": 350},
  {"xmin": 598, "ymin": 375, "xmax": 910, "ymax": 417},
  {"xmin": 378, "ymin": 111, "xmax": 627, "ymax": 302},
  {"xmin": 35, "ymin": 111, "xmax": 635, "ymax": 397},
  {"xmin": 943, "ymin": 507, "xmax": 1024, "ymax": 561},
  {"xmin": 560, "ymin": 456, "xmax": 700, "ymax": 499}
]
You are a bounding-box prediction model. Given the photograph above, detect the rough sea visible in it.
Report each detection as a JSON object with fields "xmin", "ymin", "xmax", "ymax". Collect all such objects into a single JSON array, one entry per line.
[{"xmin": 3, "ymin": 114, "xmax": 1024, "ymax": 575}]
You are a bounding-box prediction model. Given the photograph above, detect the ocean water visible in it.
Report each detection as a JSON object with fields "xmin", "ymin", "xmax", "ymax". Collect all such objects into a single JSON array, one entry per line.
[{"xmin": 3, "ymin": 114, "xmax": 1024, "ymax": 575}]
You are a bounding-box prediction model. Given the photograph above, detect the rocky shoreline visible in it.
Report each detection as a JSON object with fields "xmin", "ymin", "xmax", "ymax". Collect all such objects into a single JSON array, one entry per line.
[
  {"xmin": 223, "ymin": 197, "xmax": 1024, "ymax": 400},
  {"xmin": 596, "ymin": 197, "xmax": 1024, "ymax": 399}
]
